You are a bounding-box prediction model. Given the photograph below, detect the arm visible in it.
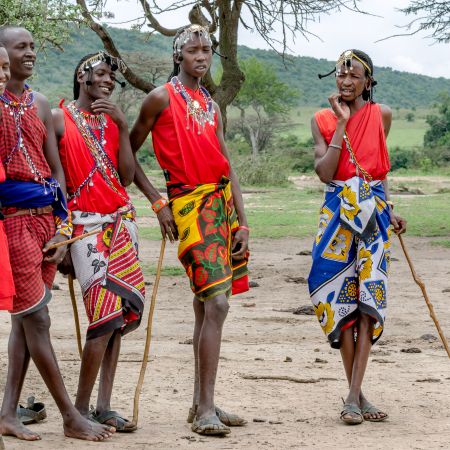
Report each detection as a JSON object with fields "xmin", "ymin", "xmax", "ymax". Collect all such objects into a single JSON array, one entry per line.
[
  {"xmin": 130, "ymin": 87, "xmax": 178, "ymax": 242},
  {"xmin": 313, "ymin": 94, "xmax": 350, "ymax": 183},
  {"xmin": 34, "ymin": 93, "xmax": 68, "ymax": 263},
  {"xmin": 91, "ymin": 99, "xmax": 135, "ymax": 186},
  {"xmin": 214, "ymin": 103, "xmax": 249, "ymax": 260},
  {"xmin": 380, "ymin": 104, "xmax": 406, "ymax": 234}
]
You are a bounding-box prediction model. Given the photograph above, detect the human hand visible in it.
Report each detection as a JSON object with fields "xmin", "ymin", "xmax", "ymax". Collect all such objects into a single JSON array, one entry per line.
[
  {"xmin": 231, "ymin": 228, "xmax": 249, "ymax": 260},
  {"xmin": 91, "ymin": 99, "xmax": 127, "ymax": 129},
  {"xmin": 57, "ymin": 250, "xmax": 75, "ymax": 277},
  {"xmin": 157, "ymin": 206, "xmax": 178, "ymax": 243},
  {"xmin": 42, "ymin": 234, "xmax": 69, "ymax": 264},
  {"xmin": 390, "ymin": 211, "xmax": 407, "ymax": 234},
  {"xmin": 328, "ymin": 93, "xmax": 350, "ymax": 123}
]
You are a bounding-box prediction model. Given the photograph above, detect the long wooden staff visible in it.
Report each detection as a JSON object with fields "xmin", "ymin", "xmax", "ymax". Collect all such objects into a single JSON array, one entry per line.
[
  {"xmin": 46, "ymin": 228, "xmax": 102, "ymax": 250},
  {"xmin": 132, "ymin": 238, "xmax": 166, "ymax": 426},
  {"xmin": 398, "ymin": 234, "xmax": 450, "ymax": 358},
  {"xmin": 68, "ymin": 274, "xmax": 83, "ymax": 359}
]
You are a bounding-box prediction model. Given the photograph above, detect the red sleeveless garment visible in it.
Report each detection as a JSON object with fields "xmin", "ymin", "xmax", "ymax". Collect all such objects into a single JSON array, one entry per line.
[
  {"xmin": 0, "ymin": 89, "xmax": 51, "ymax": 181},
  {"xmin": 0, "ymin": 162, "xmax": 15, "ymax": 310},
  {"xmin": 315, "ymin": 103, "xmax": 390, "ymax": 181},
  {"xmin": 58, "ymin": 104, "xmax": 129, "ymax": 214},
  {"xmin": 151, "ymin": 82, "xmax": 230, "ymax": 185}
]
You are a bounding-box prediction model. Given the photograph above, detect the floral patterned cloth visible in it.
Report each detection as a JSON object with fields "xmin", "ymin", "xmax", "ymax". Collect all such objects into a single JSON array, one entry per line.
[
  {"xmin": 168, "ymin": 178, "xmax": 249, "ymax": 301},
  {"xmin": 70, "ymin": 208, "xmax": 145, "ymax": 339},
  {"xmin": 308, "ymin": 179, "xmax": 390, "ymax": 348}
]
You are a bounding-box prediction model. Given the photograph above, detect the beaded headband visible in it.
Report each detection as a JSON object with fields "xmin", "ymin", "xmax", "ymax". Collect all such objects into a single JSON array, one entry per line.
[
  {"xmin": 78, "ymin": 51, "xmax": 126, "ymax": 75},
  {"xmin": 336, "ymin": 50, "xmax": 372, "ymax": 76},
  {"xmin": 173, "ymin": 24, "xmax": 212, "ymax": 57}
]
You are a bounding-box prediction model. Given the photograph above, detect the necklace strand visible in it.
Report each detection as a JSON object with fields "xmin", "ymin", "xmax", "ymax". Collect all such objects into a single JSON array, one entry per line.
[{"xmin": 170, "ymin": 76, "xmax": 214, "ymax": 134}]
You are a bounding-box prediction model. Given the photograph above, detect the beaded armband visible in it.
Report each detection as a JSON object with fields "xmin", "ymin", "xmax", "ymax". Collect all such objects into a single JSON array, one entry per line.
[
  {"xmin": 54, "ymin": 211, "xmax": 73, "ymax": 239},
  {"xmin": 151, "ymin": 198, "xmax": 169, "ymax": 214}
]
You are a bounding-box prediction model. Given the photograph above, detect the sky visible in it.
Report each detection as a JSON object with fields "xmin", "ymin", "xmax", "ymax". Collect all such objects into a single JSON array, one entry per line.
[{"xmin": 104, "ymin": 0, "xmax": 450, "ymax": 79}]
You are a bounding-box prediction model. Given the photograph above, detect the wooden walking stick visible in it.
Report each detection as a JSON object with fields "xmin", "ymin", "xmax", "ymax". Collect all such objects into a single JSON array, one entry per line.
[
  {"xmin": 398, "ymin": 234, "xmax": 450, "ymax": 359},
  {"xmin": 46, "ymin": 228, "xmax": 103, "ymax": 250},
  {"xmin": 132, "ymin": 238, "xmax": 166, "ymax": 426},
  {"xmin": 68, "ymin": 274, "xmax": 83, "ymax": 359}
]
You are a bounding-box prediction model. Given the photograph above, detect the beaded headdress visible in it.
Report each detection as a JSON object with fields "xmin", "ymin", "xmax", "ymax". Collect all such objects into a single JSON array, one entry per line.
[
  {"xmin": 77, "ymin": 51, "xmax": 126, "ymax": 75},
  {"xmin": 173, "ymin": 24, "xmax": 212, "ymax": 57}
]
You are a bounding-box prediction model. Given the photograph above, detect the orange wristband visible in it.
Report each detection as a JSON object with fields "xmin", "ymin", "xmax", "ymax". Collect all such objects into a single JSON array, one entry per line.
[
  {"xmin": 151, "ymin": 197, "xmax": 169, "ymax": 213},
  {"xmin": 238, "ymin": 225, "xmax": 250, "ymax": 232}
]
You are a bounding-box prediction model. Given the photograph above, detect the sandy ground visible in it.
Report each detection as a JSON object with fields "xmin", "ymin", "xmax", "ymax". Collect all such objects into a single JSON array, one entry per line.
[{"xmin": 1, "ymin": 235, "xmax": 450, "ymax": 450}]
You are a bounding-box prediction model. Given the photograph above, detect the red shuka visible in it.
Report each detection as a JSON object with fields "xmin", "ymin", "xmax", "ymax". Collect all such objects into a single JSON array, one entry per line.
[
  {"xmin": 58, "ymin": 104, "xmax": 130, "ymax": 214},
  {"xmin": 151, "ymin": 82, "xmax": 230, "ymax": 185},
  {"xmin": 0, "ymin": 162, "xmax": 15, "ymax": 310},
  {"xmin": 315, "ymin": 102, "xmax": 391, "ymax": 181}
]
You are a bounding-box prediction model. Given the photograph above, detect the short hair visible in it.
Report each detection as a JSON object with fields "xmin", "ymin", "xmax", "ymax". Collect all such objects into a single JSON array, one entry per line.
[{"xmin": 0, "ymin": 25, "xmax": 28, "ymax": 47}]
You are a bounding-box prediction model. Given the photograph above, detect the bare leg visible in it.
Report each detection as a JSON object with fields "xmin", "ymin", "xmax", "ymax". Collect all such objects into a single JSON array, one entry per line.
[
  {"xmin": 0, "ymin": 317, "xmax": 39, "ymax": 441},
  {"xmin": 191, "ymin": 297, "xmax": 205, "ymax": 411},
  {"xmin": 96, "ymin": 331, "xmax": 121, "ymax": 414},
  {"xmin": 75, "ymin": 331, "xmax": 113, "ymax": 416},
  {"xmin": 196, "ymin": 294, "xmax": 229, "ymax": 420},
  {"xmin": 21, "ymin": 307, "xmax": 114, "ymax": 441},
  {"xmin": 344, "ymin": 314, "xmax": 373, "ymax": 407}
]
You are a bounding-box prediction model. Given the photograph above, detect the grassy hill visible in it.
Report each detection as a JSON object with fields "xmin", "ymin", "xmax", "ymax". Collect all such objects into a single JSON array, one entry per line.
[{"xmin": 32, "ymin": 26, "xmax": 450, "ymax": 109}]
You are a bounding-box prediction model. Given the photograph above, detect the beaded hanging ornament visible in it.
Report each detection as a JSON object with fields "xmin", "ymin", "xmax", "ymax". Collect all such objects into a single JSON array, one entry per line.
[
  {"xmin": 66, "ymin": 100, "xmax": 127, "ymax": 204},
  {"xmin": 0, "ymin": 85, "xmax": 59, "ymax": 194},
  {"xmin": 171, "ymin": 76, "xmax": 215, "ymax": 134}
]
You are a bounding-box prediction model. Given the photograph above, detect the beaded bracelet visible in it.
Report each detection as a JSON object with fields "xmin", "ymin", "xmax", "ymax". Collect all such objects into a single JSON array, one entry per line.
[
  {"xmin": 386, "ymin": 200, "xmax": 394, "ymax": 210},
  {"xmin": 152, "ymin": 197, "xmax": 169, "ymax": 213},
  {"xmin": 238, "ymin": 225, "xmax": 250, "ymax": 232}
]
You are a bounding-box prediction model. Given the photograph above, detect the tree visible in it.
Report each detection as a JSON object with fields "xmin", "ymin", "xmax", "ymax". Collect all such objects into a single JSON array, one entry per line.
[
  {"xmin": 76, "ymin": 0, "xmax": 364, "ymax": 124},
  {"xmin": 424, "ymin": 92, "xmax": 450, "ymax": 148},
  {"xmin": 232, "ymin": 57, "xmax": 299, "ymax": 159},
  {"xmin": 398, "ymin": 1, "xmax": 450, "ymax": 43},
  {"xmin": 0, "ymin": 0, "xmax": 79, "ymax": 49}
]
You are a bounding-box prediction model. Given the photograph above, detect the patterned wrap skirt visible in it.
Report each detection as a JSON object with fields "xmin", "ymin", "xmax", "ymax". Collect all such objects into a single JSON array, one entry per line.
[
  {"xmin": 70, "ymin": 207, "xmax": 145, "ymax": 340},
  {"xmin": 168, "ymin": 178, "xmax": 249, "ymax": 301},
  {"xmin": 308, "ymin": 178, "xmax": 391, "ymax": 349}
]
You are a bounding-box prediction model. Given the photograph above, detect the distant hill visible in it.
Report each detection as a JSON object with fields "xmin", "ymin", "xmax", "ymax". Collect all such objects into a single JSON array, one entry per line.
[{"xmin": 32, "ymin": 26, "xmax": 450, "ymax": 109}]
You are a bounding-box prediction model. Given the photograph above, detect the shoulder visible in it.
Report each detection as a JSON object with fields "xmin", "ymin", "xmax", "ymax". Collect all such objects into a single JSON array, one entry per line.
[
  {"xmin": 378, "ymin": 103, "xmax": 392, "ymax": 120},
  {"xmin": 141, "ymin": 85, "xmax": 169, "ymax": 114},
  {"xmin": 33, "ymin": 90, "xmax": 50, "ymax": 108},
  {"xmin": 313, "ymin": 108, "xmax": 336, "ymax": 132}
]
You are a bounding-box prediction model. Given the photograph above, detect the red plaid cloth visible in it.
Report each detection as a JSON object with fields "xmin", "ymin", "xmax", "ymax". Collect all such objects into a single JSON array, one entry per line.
[
  {"xmin": 0, "ymin": 89, "xmax": 51, "ymax": 180},
  {"xmin": 4, "ymin": 213, "xmax": 56, "ymax": 315},
  {"xmin": 0, "ymin": 222, "xmax": 14, "ymax": 310}
]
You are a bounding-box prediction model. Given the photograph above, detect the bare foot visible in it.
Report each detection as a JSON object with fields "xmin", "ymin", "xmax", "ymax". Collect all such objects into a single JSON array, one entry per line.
[
  {"xmin": 360, "ymin": 394, "xmax": 388, "ymax": 421},
  {"xmin": 0, "ymin": 416, "xmax": 41, "ymax": 441},
  {"xmin": 63, "ymin": 414, "xmax": 116, "ymax": 441}
]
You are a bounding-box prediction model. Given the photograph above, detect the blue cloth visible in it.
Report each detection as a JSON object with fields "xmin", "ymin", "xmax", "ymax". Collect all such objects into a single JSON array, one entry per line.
[
  {"xmin": 0, "ymin": 178, "xmax": 68, "ymax": 220},
  {"xmin": 307, "ymin": 180, "xmax": 391, "ymax": 348}
]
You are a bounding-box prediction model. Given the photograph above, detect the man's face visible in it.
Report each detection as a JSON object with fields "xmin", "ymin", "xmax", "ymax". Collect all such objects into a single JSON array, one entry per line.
[
  {"xmin": 78, "ymin": 62, "xmax": 116, "ymax": 100},
  {"xmin": 2, "ymin": 28, "xmax": 36, "ymax": 81},
  {"xmin": 178, "ymin": 34, "xmax": 212, "ymax": 78},
  {"xmin": 0, "ymin": 47, "xmax": 11, "ymax": 95}
]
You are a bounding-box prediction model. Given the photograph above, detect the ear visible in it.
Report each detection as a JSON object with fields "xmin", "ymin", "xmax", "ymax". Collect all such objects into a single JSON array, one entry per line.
[
  {"xmin": 77, "ymin": 71, "xmax": 86, "ymax": 84},
  {"xmin": 173, "ymin": 54, "xmax": 183, "ymax": 64}
]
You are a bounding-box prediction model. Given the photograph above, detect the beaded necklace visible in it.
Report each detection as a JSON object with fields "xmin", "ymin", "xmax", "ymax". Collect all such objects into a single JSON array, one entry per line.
[
  {"xmin": 0, "ymin": 84, "xmax": 59, "ymax": 194},
  {"xmin": 170, "ymin": 76, "xmax": 214, "ymax": 134},
  {"xmin": 66, "ymin": 101, "xmax": 126, "ymax": 204}
]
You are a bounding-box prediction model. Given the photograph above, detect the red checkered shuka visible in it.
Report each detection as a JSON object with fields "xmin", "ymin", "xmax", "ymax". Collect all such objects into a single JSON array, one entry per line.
[
  {"xmin": 4, "ymin": 213, "xmax": 56, "ymax": 314},
  {"xmin": 0, "ymin": 89, "xmax": 51, "ymax": 181}
]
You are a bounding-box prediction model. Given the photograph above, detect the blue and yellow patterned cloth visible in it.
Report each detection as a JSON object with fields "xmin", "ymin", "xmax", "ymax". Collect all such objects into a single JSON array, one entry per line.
[{"xmin": 308, "ymin": 178, "xmax": 391, "ymax": 348}]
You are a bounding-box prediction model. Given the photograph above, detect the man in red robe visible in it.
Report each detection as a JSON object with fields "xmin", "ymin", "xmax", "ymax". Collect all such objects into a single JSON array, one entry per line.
[{"xmin": 0, "ymin": 26, "xmax": 114, "ymax": 442}]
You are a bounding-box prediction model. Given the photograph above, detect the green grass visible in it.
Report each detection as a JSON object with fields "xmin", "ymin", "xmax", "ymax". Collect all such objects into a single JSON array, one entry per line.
[
  {"xmin": 142, "ymin": 263, "xmax": 185, "ymax": 277},
  {"xmin": 431, "ymin": 239, "xmax": 450, "ymax": 248},
  {"xmin": 130, "ymin": 175, "xmax": 450, "ymax": 242}
]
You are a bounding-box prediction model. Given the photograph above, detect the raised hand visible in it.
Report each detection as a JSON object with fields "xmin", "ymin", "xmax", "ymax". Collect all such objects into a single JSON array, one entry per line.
[
  {"xmin": 328, "ymin": 93, "xmax": 350, "ymax": 123},
  {"xmin": 91, "ymin": 99, "xmax": 127, "ymax": 129}
]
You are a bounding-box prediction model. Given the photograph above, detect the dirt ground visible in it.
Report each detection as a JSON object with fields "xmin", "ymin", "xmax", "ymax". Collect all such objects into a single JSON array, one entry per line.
[{"xmin": 1, "ymin": 235, "xmax": 450, "ymax": 450}]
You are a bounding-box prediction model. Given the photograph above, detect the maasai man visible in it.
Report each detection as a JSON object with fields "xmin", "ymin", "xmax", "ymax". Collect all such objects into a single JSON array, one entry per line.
[
  {"xmin": 0, "ymin": 42, "xmax": 14, "ymax": 311},
  {"xmin": 130, "ymin": 25, "xmax": 250, "ymax": 436},
  {"xmin": 0, "ymin": 27, "xmax": 115, "ymax": 441},
  {"xmin": 308, "ymin": 50, "xmax": 407, "ymax": 425},
  {"xmin": 52, "ymin": 52, "xmax": 142, "ymax": 432}
]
